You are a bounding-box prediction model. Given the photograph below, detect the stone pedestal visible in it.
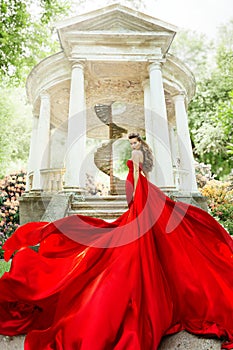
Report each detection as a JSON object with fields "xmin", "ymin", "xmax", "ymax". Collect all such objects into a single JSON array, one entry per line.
[{"xmin": 19, "ymin": 193, "xmax": 53, "ymax": 224}]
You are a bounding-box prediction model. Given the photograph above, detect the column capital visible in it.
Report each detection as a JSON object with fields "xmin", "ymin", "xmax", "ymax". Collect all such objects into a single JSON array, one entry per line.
[
  {"xmin": 148, "ymin": 59, "xmax": 165, "ymax": 73},
  {"xmin": 70, "ymin": 60, "xmax": 86, "ymax": 70}
]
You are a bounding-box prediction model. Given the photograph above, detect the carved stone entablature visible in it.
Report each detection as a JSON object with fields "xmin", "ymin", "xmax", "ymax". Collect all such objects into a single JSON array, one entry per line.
[{"xmin": 56, "ymin": 3, "xmax": 177, "ymax": 60}]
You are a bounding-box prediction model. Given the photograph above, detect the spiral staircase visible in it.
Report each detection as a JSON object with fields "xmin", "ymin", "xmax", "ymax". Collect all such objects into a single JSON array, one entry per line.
[
  {"xmin": 67, "ymin": 103, "xmax": 129, "ymax": 221},
  {"xmin": 93, "ymin": 103, "xmax": 127, "ymax": 196}
]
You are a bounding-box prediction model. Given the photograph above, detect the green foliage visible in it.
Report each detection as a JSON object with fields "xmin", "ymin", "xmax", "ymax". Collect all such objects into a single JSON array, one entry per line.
[
  {"xmin": 171, "ymin": 22, "xmax": 233, "ymax": 178},
  {"xmin": 0, "ymin": 0, "xmax": 70, "ymax": 84},
  {"xmin": 0, "ymin": 0, "xmax": 151, "ymax": 84},
  {"xmin": 0, "ymin": 88, "xmax": 31, "ymax": 177},
  {"xmin": 185, "ymin": 22, "xmax": 233, "ymax": 178},
  {"xmin": 0, "ymin": 260, "xmax": 11, "ymax": 277},
  {"xmin": 0, "ymin": 0, "xmax": 71, "ymax": 174},
  {"xmin": 170, "ymin": 29, "xmax": 215, "ymax": 80},
  {"xmin": 0, "ymin": 0, "xmax": 29, "ymax": 82},
  {"xmin": 200, "ymin": 180, "xmax": 233, "ymax": 235},
  {"xmin": 211, "ymin": 203, "xmax": 233, "ymax": 236},
  {"xmin": 113, "ymin": 139, "xmax": 131, "ymax": 176}
]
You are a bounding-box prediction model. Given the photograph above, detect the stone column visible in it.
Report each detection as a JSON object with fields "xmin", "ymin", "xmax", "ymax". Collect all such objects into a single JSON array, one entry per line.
[
  {"xmin": 64, "ymin": 61, "xmax": 86, "ymax": 190},
  {"xmin": 25, "ymin": 113, "xmax": 39, "ymax": 191},
  {"xmin": 148, "ymin": 61, "xmax": 174, "ymax": 189},
  {"xmin": 173, "ymin": 92, "xmax": 198, "ymax": 192},
  {"xmin": 142, "ymin": 79, "xmax": 156, "ymax": 184},
  {"xmin": 168, "ymin": 123, "xmax": 180, "ymax": 190},
  {"xmin": 32, "ymin": 91, "xmax": 51, "ymax": 191}
]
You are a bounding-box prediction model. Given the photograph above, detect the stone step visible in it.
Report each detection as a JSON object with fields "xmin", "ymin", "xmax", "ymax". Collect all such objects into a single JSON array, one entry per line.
[
  {"xmin": 68, "ymin": 208, "xmax": 126, "ymax": 219},
  {"xmin": 71, "ymin": 201, "xmax": 128, "ymax": 209},
  {"xmin": 70, "ymin": 194, "xmax": 128, "ymax": 219},
  {"xmin": 72, "ymin": 194, "xmax": 127, "ymax": 201}
]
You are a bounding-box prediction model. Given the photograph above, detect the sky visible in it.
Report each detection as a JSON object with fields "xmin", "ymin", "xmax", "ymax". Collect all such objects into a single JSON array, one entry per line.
[
  {"xmin": 145, "ymin": 0, "xmax": 233, "ymax": 38},
  {"xmin": 76, "ymin": 0, "xmax": 233, "ymax": 39}
]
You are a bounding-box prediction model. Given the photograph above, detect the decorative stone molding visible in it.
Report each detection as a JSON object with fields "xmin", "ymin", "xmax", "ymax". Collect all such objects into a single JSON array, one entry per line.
[{"xmin": 56, "ymin": 3, "xmax": 178, "ymax": 59}]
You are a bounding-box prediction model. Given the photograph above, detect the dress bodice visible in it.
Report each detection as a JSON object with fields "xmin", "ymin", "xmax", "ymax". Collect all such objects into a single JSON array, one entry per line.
[
  {"xmin": 126, "ymin": 159, "xmax": 143, "ymax": 172},
  {"xmin": 125, "ymin": 159, "xmax": 144, "ymax": 207}
]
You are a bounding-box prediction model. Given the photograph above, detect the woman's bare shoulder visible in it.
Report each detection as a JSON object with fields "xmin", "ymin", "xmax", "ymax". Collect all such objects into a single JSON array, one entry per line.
[
  {"xmin": 131, "ymin": 150, "xmax": 143, "ymax": 161},
  {"xmin": 132, "ymin": 149, "xmax": 143, "ymax": 156}
]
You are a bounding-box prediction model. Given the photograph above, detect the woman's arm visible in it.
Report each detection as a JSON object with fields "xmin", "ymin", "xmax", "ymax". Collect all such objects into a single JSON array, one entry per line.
[{"xmin": 131, "ymin": 150, "xmax": 143, "ymax": 197}]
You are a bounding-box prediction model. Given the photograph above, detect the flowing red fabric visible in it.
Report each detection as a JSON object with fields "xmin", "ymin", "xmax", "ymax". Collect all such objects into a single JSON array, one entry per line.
[{"xmin": 0, "ymin": 159, "xmax": 233, "ymax": 350}]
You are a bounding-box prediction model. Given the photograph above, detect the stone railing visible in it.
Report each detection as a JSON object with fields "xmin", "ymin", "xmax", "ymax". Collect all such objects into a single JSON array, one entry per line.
[
  {"xmin": 173, "ymin": 167, "xmax": 189, "ymax": 191},
  {"xmin": 28, "ymin": 168, "xmax": 66, "ymax": 192},
  {"xmin": 40, "ymin": 168, "xmax": 66, "ymax": 192}
]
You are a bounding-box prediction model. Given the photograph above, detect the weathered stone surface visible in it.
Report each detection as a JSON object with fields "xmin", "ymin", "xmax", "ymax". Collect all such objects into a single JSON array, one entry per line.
[
  {"xmin": 0, "ymin": 331, "xmax": 223, "ymax": 349},
  {"xmin": 19, "ymin": 193, "xmax": 52, "ymax": 224},
  {"xmin": 40, "ymin": 193, "xmax": 72, "ymax": 221},
  {"xmin": 159, "ymin": 331, "xmax": 222, "ymax": 350},
  {"xmin": 0, "ymin": 335, "xmax": 25, "ymax": 350}
]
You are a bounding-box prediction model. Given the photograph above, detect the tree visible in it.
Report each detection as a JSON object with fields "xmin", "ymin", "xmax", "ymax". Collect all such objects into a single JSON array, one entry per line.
[
  {"xmin": 0, "ymin": 0, "xmax": 70, "ymax": 85},
  {"xmin": 187, "ymin": 21, "xmax": 233, "ymax": 178},
  {"xmin": 0, "ymin": 87, "xmax": 32, "ymax": 177},
  {"xmin": 170, "ymin": 29, "xmax": 215, "ymax": 81},
  {"xmin": 0, "ymin": 0, "xmax": 71, "ymax": 176},
  {"xmin": 170, "ymin": 22, "xmax": 233, "ymax": 178},
  {"xmin": 0, "ymin": 0, "xmax": 156, "ymax": 85}
]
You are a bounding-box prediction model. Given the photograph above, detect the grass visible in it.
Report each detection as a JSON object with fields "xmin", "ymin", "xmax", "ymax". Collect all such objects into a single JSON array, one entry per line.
[{"xmin": 0, "ymin": 260, "xmax": 11, "ymax": 277}]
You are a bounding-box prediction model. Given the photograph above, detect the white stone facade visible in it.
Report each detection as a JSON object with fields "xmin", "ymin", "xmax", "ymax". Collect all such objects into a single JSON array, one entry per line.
[{"xmin": 26, "ymin": 3, "xmax": 197, "ymax": 193}]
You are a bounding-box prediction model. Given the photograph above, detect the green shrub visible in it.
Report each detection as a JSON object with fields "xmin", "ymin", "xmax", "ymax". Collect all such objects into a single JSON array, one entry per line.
[{"xmin": 200, "ymin": 180, "xmax": 233, "ymax": 235}]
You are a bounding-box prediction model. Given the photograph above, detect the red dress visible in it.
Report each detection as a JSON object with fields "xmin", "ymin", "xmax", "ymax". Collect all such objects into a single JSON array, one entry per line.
[{"xmin": 0, "ymin": 159, "xmax": 233, "ymax": 350}]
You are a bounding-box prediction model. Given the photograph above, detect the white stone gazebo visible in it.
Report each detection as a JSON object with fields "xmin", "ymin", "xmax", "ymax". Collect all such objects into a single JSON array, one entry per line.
[{"xmin": 20, "ymin": 3, "xmax": 204, "ymax": 223}]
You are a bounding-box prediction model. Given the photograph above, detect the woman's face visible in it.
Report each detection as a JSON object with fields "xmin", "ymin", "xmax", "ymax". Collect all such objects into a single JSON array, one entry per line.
[{"xmin": 129, "ymin": 137, "xmax": 141, "ymax": 150}]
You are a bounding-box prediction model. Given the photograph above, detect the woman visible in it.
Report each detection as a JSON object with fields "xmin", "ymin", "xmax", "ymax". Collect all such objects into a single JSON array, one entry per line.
[
  {"xmin": 126, "ymin": 132, "xmax": 153, "ymax": 205},
  {"xmin": 0, "ymin": 133, "xmax": 233, "ymax": 350}
]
